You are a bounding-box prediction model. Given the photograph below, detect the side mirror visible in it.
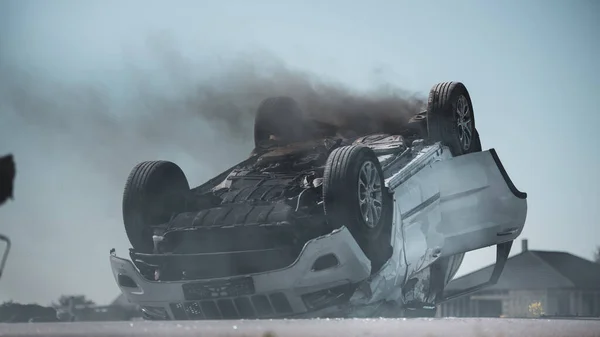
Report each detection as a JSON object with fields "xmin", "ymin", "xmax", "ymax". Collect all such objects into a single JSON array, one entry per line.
[{"xmin": 0, "ymin": 234, "xmax": 11, "ymax": 280}]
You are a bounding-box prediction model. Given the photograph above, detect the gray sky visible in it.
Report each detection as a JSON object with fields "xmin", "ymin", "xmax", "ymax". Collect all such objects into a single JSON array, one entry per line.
[{"xmin": 0, "ymin": 0, "xmax": 598, "ymax": 306}]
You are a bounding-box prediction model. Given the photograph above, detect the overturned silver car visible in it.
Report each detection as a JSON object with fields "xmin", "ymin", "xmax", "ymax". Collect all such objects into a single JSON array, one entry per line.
[{"xmin": 110, "ymin": 81, "xmax": 528, "ymax": 320}]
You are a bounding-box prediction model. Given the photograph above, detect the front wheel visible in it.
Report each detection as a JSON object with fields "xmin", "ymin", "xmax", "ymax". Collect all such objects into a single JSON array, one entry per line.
[
  {"xmin": 323, "ymin": 145, "xmax": 393, "ymax": 273},
  {"xmin": 122, "ymin": 160, "xmax": 190, "ymax": 253}
]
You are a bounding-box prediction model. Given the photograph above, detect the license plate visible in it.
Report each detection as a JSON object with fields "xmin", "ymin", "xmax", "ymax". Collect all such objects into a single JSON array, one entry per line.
[{"xmin": 182, "ymin": 277, "xmax": 255, "ymax": 300}]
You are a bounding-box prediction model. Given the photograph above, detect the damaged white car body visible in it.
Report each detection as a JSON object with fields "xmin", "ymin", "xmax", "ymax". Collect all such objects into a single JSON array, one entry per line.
[{"xmin": 110, "ymin": 81, "xmax": 527, "ymax": 319}]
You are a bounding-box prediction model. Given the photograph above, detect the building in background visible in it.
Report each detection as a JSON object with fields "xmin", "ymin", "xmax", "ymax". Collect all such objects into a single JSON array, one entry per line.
[{"xmin": 439, "ymin": 239, "xmax": 600, "ymax": 318}]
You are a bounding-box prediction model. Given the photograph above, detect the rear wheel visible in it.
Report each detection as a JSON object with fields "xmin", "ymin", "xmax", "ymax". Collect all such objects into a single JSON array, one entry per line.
[
  {"xmin": 426, "ymin": 81, "xmax": 482, "ymax": 156},
  {"xmin": 253, "ymin": 96, "xmax": 307, "ymax": 148},
  {"xmin": 323, "ymin": 145, "xmax": 393, "ymax": 273},
  {"xmin": 122, "ymin": 160, "xmax": 190, "ymax": 253}
]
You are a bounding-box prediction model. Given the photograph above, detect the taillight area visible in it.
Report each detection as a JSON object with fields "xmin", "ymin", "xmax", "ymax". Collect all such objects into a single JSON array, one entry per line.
[
  {"xmin": 117, "ymin": 273, "xmax": 138, "ymax": 288},
  {"xmin": 141, "ymin": 306, "xmax": 169, "ymax": 320},
  {"xmin": 301, "ymin": 284, "xmax": 356, "ymax": 311}
]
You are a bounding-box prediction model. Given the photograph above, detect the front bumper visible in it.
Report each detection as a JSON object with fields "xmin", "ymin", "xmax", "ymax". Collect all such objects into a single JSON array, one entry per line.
[{"xmin": 110, "ymin": 227, "xmax": 371, "ymax": 320}]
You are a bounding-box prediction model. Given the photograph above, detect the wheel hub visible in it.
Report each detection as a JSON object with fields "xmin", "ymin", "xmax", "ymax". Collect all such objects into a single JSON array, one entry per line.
[
  {"xmin": 358, "ymin": 161, "xmax": 383, "ymax": 228},
  {"xmin": 455, "ymin": 95, "xmax": 473, "ymax": 151}
]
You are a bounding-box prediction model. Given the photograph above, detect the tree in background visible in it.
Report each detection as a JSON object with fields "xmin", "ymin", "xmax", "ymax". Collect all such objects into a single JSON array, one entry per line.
[
  {"xmin": 52, "ymin": 295, "xmax": 95, "ymax": 308},
  {"xmin": 594, "ymin": 246, "xmax": 600, "ymax": 264},
  {"xmin": 52, "ymin": 295, "xmax": 96, "ymax": 322},
  {"xmin": 0, "ymin": 301, "xmax": 59, "ymax": 323}
]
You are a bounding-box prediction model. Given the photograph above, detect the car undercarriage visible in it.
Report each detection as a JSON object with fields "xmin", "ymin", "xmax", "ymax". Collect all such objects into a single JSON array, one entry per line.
[
  {"xmin": 127, "ymin": 134, "xmax": 408, "ymax": 283},
  {"xmin": 110, "ymin": 81, "xmax": 528, "ymax": 320}
]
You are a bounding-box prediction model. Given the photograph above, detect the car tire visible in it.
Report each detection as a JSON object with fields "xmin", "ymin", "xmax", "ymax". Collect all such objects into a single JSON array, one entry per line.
[
  {"xmin": 253, "ymin": 96, "xmax": 307, "ymax": 148},
  {"xmin": 426, "ymin": 81, "xmax": 482, "ymax": 156},
  {"xmin": 122, "ymin": 160, "xmax": 190, "ymax": 253},
  {"xmin": 323, "ymin": 145, "xmax": 393, "ymax": 274}
]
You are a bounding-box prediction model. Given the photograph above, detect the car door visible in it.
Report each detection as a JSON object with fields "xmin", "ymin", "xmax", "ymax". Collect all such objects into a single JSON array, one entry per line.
[
  {"xmin": 391, "ymin": 146, "xmax": 527, "ymax": 266},
  {"xmin": 420, "ymin": 148, "xmax": 527, "ymax": 257}
]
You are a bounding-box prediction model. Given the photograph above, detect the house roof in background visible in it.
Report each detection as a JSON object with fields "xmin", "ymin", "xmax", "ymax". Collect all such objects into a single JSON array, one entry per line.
[{"xmin": 447, "ymin": 249, "xmax": 600, "ymax": 291}]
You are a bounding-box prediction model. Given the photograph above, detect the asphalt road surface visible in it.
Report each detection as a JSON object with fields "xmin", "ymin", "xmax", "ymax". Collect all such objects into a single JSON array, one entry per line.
[{"xmin": 1, "ymin": 318, "xmax": 600, "ymax": 337}]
